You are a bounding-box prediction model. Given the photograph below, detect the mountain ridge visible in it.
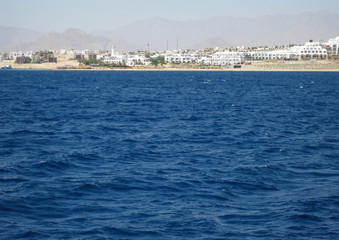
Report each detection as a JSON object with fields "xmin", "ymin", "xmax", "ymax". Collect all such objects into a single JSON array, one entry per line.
[
  {"xmin": 94, "ymin": 10, "xmax": 339, "ymax": 50},
  {"xmin": 1, "ymin": 11, "xmax": 338, "ymax": 52},
  {"xmin": 0, "ymin": 25, "xmax": 44, "ymax": 52},
  {"xmin": 8, "ymin": 28, "xmax": 138, "ymax": 52}
]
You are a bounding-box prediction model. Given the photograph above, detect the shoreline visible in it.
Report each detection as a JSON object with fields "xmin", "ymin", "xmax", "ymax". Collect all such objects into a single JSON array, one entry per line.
[
  {"xmin": 2, "ymin": 58, "xmax": 339, "ymax": 72},
  {"xmin": 3, "ymin": 67, "xmax": 339, "ymax": 72}
]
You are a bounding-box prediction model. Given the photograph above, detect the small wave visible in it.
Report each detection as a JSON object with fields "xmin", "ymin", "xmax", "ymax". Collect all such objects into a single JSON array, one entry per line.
[
  {"xmin": 14, "ymin": 230, "xmax": 50, "ymax": 239},
  {"xmin": 219, "ymin": 213, "xmax": 271, "ymax": 221},
  {"xmin": 103, "ymin": 226, "xmax": 161, "ymax": 238},
  {"xmin": 68, "ymin": 152, "xmax": 102, "ymax": 162},
  {"xmin": 194, "ymin": 193, "xmax": 229, "ymax": 201},
  {"xmin": 34, "ymin": 159, "xmax": 72, "ymax": 171},
  {"xmin": 289, "ymin": 213, "xmax": 322, "ymax": 222},
  {"xmin": 180, "ymin": 115, "xmax": 201, "ymax": 121},
  {"xmin": 222, "ymin": 179, "xmax": 280, "ymax": 192},
  {"xmin": 0, "ymin": 177, "xmax": 28, "ymax": 183},
  {"xmin": 0, "ymin": 167, "xmax": 10, "ymax": 173},
  {"xmin": 73, "ymin": 181, "xmax": 145, "ymax": 194}
]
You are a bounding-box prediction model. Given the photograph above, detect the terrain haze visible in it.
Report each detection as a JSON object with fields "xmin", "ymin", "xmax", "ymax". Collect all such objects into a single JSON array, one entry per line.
[{"xmin": 1, "ymin": 11, "xmax": 338, "ymax": 52}]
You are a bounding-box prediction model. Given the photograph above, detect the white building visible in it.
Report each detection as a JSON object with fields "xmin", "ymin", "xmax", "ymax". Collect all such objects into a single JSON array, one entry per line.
[
  {"xmin": 54, "ymin": 49, "xmax": 82, "ymax": 55},
  {"xmin": 248, "ymin": 49, "xmax": 292, "ymax": 60},
  {"xmin": 103, "ymin": 54, "xmax": 126, "ymax": 65},
  {"xmin": 126, "ymin": 55, "xmax": 150, "ymax": 66},
  {"xmin": 198, "ymin": 51, "xmax": 244, "ymax": 65},
  {"xmin": 103, "ymin": 46, "xmax": 150, "ymax": 66},
  {"xmin": 57, "ymin": 49, "xmax": 67, "ymax": 54},
  {"xmin": 325, "ymin": 36, "xmax": 339, "ymax": 55},
  {"xmin": 9, "ymin": 51, "xmax": 33, "ymax": 60},
  {"xmin": 297, "ymin": 41, "xmax": 328, "ymax": 59},
  {"xmin": 248, "ymin": 41, "xmax": 327, "ymax": 61},
  {"xmin": 165, "ymin": 52, "xmax": 199, "ymax": 64},
  {"xmin": 104, "ymin": 54, "xmax": 150, "ymax": 66},
  {"xmin": 103, "ymin": 46, "xmax": 124, "ymax": 65},
  {"xmin": 82, "ymin": 49, "xmax": 92, "ymax": 55}
]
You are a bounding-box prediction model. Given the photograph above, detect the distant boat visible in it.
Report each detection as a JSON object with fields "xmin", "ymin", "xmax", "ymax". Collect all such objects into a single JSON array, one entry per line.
[{"xmin": 1, "ymin": 65, "xmax": 12, "ymax": 69}]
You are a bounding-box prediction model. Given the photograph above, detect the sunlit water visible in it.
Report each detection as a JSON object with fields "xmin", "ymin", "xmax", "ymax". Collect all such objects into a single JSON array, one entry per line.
[{"xmin": 0, "ymin": 70, "xmax": 338, "ymax": 239}]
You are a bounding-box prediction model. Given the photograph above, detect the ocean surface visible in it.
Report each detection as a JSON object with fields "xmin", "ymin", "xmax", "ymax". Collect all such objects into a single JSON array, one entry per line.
[{"xmin": 0, "ymin": 70, "xmax": 338, "ymax": 239}]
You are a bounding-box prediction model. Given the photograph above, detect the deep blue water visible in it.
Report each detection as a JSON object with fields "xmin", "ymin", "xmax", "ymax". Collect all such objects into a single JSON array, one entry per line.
[{"xmin": 0, "ymin": 70, "xmax": 338, "ymax": 239}]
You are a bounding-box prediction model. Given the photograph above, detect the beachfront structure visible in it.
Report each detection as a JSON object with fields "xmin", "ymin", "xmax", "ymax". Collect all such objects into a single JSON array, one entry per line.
[
  {"xmin": 165, "ymin": 53, "xmax": 198, "ymax": 63},
  {"xmin": 164, "ymin": 41, "xmax": 328, "ymax": 66},
  {"xmin": 126, "ymin": 55, "xmax": 151, "ymax": 66},
  {"xmin": 103, "ymin": 54, "xmax": 126, "ymax": 65},
  {"xmin": 297, "ymin": 41, "xmax": 328, "ymax": 59},
  {"xmin": 9, "ymin": 51, "xmax": 33, "ymax": 60},
  {"xmin": 164, "ymin": 40, "xmax": 328, "ymax": 66},
  {"xmin": 103, "ymin": 54, "xmax": 150, "ymax": 66},
  {"xmin": 325, "ymin": 36, "xmax": 339, "ymax": 55},
  {"xmin": 246, "ymin": 41, "xmax": 327, "ymax": 61},
  {"xmin": 103, "ymin": 45, "xmax": 151, "ymax": 66},
  {"xmin": 210, "ymin": 51, "xmax": 245, "ymax": 65},
  {"xmin": 202, "ymin": 51, "xmax": 244, "ymax": 65},
  {"xmin": 164, "ymin": 50, "xmax": 205, "ymax": 64},
  {"xmin": 247, "ymin": 49, "xmax": 295, "ymax": 60}
]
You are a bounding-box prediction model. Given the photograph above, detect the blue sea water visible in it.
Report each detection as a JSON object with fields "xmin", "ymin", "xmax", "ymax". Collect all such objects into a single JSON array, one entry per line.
[{"xmin": 0, "ymin": 70, "xmax": 338, "ymax": 239}]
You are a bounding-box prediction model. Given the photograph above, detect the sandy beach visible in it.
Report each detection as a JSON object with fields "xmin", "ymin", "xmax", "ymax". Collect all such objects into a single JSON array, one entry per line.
[{"xmin": 1, "ymin": 54, "xmax": 339, "ymax": 72}]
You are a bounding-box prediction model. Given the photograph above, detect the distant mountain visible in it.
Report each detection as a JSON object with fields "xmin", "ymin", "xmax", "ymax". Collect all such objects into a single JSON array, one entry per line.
[
  {"xmin": 94, "ymin": 17, "xmax": 201, "ymax": 50},
  {"xmin": 2, "ymin": 11, "xmax": 338, "ymax": 52},
  {"xmin": 0, "ymin": 25, "xmax": 43, "ymax": 52},
  {"xmin": 191, "ymin": 37, "xmax": 235, "ymax": 49},
  {"xmin": 97, "ymin": 10, "xmax": 339, "ymax": 50},
  {"xmin": 7, "ymin": 28, "xmax": 139, "ymax": 52}
]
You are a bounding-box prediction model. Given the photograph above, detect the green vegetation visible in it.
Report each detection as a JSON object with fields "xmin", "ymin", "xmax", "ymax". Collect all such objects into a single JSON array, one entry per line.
[
  {"xmin": 151, "ymin": 56, "xmax": 165, "ymax": 66},
  {"xmin": 23, "ymin": 58, "xmax": 32, "ymax": 64},
  {"xmin": 78, "ymin": 58, "xmax": 103, "ymax": 66},
  {"xmin": 33, "ymin": 58, "xmax": 44, "ymax": 64},
  {"xmin": 77, "ymin": 58, "xmax": 128, "ymax": 68},
  {"xmin": 2, "ymin": 52, "xmax": 9, "ymax": 60}
]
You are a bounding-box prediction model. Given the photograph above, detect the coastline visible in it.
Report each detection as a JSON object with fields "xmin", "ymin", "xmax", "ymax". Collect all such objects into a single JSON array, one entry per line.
[
  {"xmin": 3, "ymin": 67, "xmax": 339, "ymax": 72},
  {"xmin": 1, "ymin": 57, "xmax": 339, "ymax": 72}
]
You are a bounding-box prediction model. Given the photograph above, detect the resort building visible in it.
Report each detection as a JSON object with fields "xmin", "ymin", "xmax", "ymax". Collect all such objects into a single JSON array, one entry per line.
[
  {"xmin": 325, "ymin": 36, "xmax": 339, "ymax": 55},
  {"xmin": 9, "ymin": 51, "xmax": 33, "ymax": 60},
  {"xmin": 164, "ymin": 50, "xmax": 204, "ymax": 64},
  {"xmin": 198, "ymin": 51, "xmax": 244, "ymax": 65},
  {"xmin": 165, "ymin": 54, "xmax": 193, "ymax": 63},
  {"xmin": 103, "ymin": 55, "xmax": 126, "ymax": 65},
  {"xmin": 103, "ymin": 52, "xmax": 150, "ymax": 66},
  {"xmin": 297, "ymin": 41, "xmax": 328, "ymax": 60},
  {"xmin": 247, "ymin": 40, "xmax": 327, "ymax": 61},
  {"xmin": 247, "ymin": 49, "xmax": 292, "ymax": 60}
]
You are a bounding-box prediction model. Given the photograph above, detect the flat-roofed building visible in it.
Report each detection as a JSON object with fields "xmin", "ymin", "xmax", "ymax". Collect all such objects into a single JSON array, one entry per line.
[{"xmin": 325, "ymin": 36, "xmax": 339, "ymax": 55}]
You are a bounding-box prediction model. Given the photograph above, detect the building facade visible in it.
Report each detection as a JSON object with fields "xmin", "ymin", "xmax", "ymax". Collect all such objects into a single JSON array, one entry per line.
[{"xmin": 325, "ymin": 36, "xmax": 339, "ymax": 55}]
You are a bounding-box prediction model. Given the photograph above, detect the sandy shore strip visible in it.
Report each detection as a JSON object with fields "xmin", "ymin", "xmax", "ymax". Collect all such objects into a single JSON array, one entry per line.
[{"xmin": 1, "ymin": 58, "xmax": 339, "ymax": 72}]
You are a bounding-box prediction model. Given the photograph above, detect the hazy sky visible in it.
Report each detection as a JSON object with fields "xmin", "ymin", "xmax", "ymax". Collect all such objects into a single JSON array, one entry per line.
[{"xmin": 1, "ymin": 0, "xmax": 338, "ymax": 32}]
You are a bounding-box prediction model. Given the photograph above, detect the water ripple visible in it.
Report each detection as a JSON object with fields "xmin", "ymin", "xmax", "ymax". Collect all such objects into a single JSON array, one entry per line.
[{"xmin": 0, "ymin": 70, "xmax": 338, "ymax": 239}]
